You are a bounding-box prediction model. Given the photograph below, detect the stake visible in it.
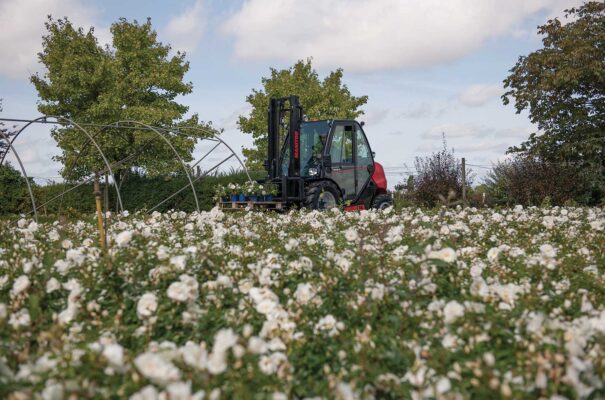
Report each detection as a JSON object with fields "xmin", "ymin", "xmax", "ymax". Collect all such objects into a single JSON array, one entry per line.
[
  {"xmin": 461, "ymin": 157, "xmax": 467, "ymax": 208},
  {"xmin": 93, "ymin": 173, "xmax": 106, "ymax": 251},
  {"xmin": 104, "ymin": 173, "xmax": 109, "ymax": 244}
]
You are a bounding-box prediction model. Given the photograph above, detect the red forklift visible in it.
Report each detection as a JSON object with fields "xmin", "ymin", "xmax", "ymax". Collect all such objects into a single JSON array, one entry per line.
[{"xmin": 223, "ymin": 95, "xmax": 392, "ymax": 211}]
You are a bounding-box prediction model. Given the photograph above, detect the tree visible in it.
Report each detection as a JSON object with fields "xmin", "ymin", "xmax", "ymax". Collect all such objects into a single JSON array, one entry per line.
[
  {"xmin": 502, "ymin": 2, "xmax": 605, "ymax": 176},
  {"xmin": 238, "ymin": 59, "xmax": 368, "ymax": 170},
  {"xmin": 31, "ymin": 17, "xmax": 213, "ymax": 182}
]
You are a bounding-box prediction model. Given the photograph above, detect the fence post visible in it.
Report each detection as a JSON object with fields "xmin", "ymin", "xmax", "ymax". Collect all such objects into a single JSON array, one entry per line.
[
  {"xmin": 93, "ymin": 173, "xmax": 106, "ymax": 251},
  {"xmin": 462, "ymin": 157, "xmax": 467, "ymax": 208}
]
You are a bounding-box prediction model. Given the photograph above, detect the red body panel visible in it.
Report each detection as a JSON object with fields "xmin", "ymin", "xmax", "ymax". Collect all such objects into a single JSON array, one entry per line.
[
  {"xmin": 344, "ymin": 204, "xmax": 366, "ymax": 212},
  {"xmin": 371, "ymin": 162, "xmax": 388, "ymax": 192}
]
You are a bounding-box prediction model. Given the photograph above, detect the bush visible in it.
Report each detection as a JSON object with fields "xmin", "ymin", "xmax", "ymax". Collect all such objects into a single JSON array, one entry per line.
[
  {"xmin": 484, "ymin": 155, "xmax": 599, "ymax": 206},
  {"xmin": 0, "ymin": 163, "xmax": 35, "ymax": 215},
  {"xmin": 411, "ymin": 137, "xmax": 472, "ymax": 207}
]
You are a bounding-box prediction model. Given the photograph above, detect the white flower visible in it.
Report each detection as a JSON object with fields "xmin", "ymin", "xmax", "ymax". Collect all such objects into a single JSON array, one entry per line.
[
  {"xmin": 486, "ymin": 247, "xmax": 500, "ymax": 263},
  {"xmin": 436, "ymin": 377, "xmax": 451, "ymax": 394},
  {"xmin": 102, "ymin": 343, "xmax": 124, "ymax": 369},
  {"xmin": 180, "ymin": 342, "xmax": 208, "ymax": 370},
  {"xmin": 284, "ymin": 238, "xmax": 299, "ymax": 251},
  {"xmin": 258, "ymin": 352, "xmax": 287, "ymax": 375},
  {"xmin": 206, "ymin": 351, "xmax": 228, "ymax": 375},
  {"xmin": 539, "ymin": 244, "xmax": 557, "ymax": 259},
  {"xmin": 344, "ymin": 228, "xmax": 359, "ymax": 242},
  {"xmin": 115, "ymin": 230, "xmax": 133, "ymax": 247},
  {"xmin": 255, "ymin": 299, "xmax": 277, "ymax": 315},
  {"xmin": 58, "ymin": 303, "xmax": 79, "ymax": 325},
  {"xmin": 48, "ymin": 229, "xmax": 60, "ymax": 241},
  {"xmin": 9, "ymin": 308, "xmax": 31, "ymax": 329},
  {"xmin": 294, "ymin": 283, "xmax": 316, "ymax": 305},
  {"xmin": 165, "ymin": 381, "xmax": 191, "ymax": 400},
  {"xmin": 134, "ymin": 352, "xmax": 181, "ymax": 386},
  {"xmin": 129, "ymin": 385, "xmax": 158, "ymax": 400},
  {"xmin": 483, "ymin": 352, "xmax": 496, "ymax": 367},
  {"xmin": 335, "ymin": 382, "xmax": 356, "ymax": 400},
  {"xmin": 443, "ymin": 300, "xmax": 465, "ymax": 324},
  {"xmin": 248, "ymin": 337, "xmax": 268, "ymax": 354},
  {"xmin": 137, "ymin": 293, "xmax": 158, "ymax": 319},
  {"xmin": 11, "ymin": 275, "xmax": 30, "ymax": 297},
  {"xmin": 167, "ymin": 275, "xmax": 198, "ymax": 303},
  {"xmin": 441, "ymin": 334, "xmax": 458, "ymax": 349},
  {"xmin": 385, "ymin": 225, "xmax": 404, "ymax": 244},
  {"xmin": 46, "ymin": 278, "xmax": 61, "ymax": 294},
  {"xmin": 41, "ymin": 382, "xmax": 64, "ymax": 400},
  {"xmin": 213, "ymin": 328, "xmax": 238, "ymax": 354},
  {"xmin": 427, "ymin": 247, "xmax": 457, "ymax": 263},
  {"xmin": 170, "ymin": 255, "xmax": 187, "ymax": 270},
  {"xmin": 314, "ymin": 314, "xmax": 344, "ymax": 337}
]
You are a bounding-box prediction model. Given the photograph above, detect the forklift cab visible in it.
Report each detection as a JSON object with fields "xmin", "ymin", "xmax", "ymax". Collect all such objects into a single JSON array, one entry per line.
[{"xmin": 280, "ymin": 120, "xmax": 376, "ymax": 202}]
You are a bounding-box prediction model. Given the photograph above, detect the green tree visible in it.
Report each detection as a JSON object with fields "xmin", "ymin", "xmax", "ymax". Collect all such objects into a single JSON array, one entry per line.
[
  {"xmin": 502, "ymin": 2, "xmax": 605, "ymax": 176},
  {"xmin": 239, "ymin": 59, "xmax": 368, "ymax": 170},
  {"xmin": 31, "ymin": 17, "xmax": 213, "ymax": 182}
]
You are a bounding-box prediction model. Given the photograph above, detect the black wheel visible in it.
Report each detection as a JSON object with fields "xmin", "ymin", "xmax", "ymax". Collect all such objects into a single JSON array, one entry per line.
[
  {"xmin": 304, "ymin": 181, "xmax": 341, "ymax": 210},
  {"xmin": 372, "ymin": 193, "xmax": 392, "ymax": 210}
]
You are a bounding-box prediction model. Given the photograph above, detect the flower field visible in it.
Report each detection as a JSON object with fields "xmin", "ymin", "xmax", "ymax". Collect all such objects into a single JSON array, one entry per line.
[{"xmin": 1, "ymin": 206, "xmax": 605, "ymax": 399}]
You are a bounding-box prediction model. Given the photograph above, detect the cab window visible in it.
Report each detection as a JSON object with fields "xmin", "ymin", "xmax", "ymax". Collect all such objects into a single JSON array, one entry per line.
[
  {"xmin": 355, "ymin": 126, "xmax": 373, "ymax": 167},
  {"xmin": 330, "ymin": 125, "xmax": 354, "ymax": 164}
]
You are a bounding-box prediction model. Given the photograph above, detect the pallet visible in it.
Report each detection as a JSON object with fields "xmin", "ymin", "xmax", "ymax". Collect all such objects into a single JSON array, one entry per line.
[{"xmin": 217, "ymin": 201, "xmax": 284, "ymax": 211}]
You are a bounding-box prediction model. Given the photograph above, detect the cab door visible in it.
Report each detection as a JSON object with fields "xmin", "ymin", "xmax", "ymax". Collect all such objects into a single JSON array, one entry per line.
[
  {"xmin": 353, "ymin": 122, "xmax": 374, "ymax": 197},
  {"xmin": 327, "ymin": 123, "xmax": 356, "ymax": 201}
]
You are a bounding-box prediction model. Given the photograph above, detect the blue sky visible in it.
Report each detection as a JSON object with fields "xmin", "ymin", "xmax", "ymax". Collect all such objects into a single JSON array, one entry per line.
[{"xmin": 0, "ymin": 0, "xmax": 582, "ymax": 186}]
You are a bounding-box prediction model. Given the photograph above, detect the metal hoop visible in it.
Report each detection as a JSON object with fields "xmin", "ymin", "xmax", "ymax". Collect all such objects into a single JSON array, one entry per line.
[{"xmin": 0, "ymin": 130, "xmax": 38, "ymax": 222}]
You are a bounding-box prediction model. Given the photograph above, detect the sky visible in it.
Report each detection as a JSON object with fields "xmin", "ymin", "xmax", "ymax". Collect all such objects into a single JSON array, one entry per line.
[{"xmin": 0, "ymin": 0, "xmax": 583, "ymax": 187}]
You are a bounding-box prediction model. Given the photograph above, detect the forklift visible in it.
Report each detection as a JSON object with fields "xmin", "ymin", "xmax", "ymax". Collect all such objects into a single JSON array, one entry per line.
[{"xmin": 223, "ymin": 95, "xmax": 392, "ymax": 211}]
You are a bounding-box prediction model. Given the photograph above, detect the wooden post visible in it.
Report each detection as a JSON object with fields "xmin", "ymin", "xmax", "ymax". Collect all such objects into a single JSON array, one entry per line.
[
  {"xmin": 104, "ymin": 174, "xmax": 109, "ymax": 245},
  {"xmin": 461, "ymin": 157, "xmax": 467, "ymax": 208},
  {"xmin": 93, "ymin": 173, "xmax": 106, "ymax": 251}
]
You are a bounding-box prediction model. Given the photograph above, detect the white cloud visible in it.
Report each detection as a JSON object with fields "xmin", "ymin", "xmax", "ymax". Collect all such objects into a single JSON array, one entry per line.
[
  {"xmin": 162, "ymin": 0, "xmax": 206, "ymax": 54},
  {"xmin": 222, "ymin": 0, "xmax": 580, "ymax": 72},
  {"xmin": 458, "ymin": 84, "xmax": 503, "ymax": 107},
  {"xmin": 363, "ymin": 108, "xmax": 389, "ymax": 126},
  {"xmin": 400, "ymin": 102, "xmax": 448, "ymax": 120},
  {"xmin": 0, "ymin": 0, "xmax": 106, "ymax": 80}
]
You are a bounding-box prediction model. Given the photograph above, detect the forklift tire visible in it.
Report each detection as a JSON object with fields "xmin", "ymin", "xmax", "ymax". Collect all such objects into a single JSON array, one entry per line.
[
  {"xmin": 304, "ymin": 181, "xmax": 341, "ymax": 210},
  {"xmin": 372, "ymin": 193, "xmax": 393, "ymax": 210}
]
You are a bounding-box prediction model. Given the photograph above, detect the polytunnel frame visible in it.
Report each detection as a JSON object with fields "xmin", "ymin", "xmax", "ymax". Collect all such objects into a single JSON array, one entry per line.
[
  {"xmin": 0, "ymin": 116, "xmax": 124, "ymax": 221},
  {"xmin": 0, "ymin": 116, "xmax": 252, "ymax": 218}
]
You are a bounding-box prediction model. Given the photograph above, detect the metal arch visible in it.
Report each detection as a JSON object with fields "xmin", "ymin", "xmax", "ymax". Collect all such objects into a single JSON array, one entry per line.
[
  {"xmin": 173, "ymin": 125, "xmax": 252, "ymax": 182},
  {"xmin": 0, "ymin": 115, "xmax": 124, "ymax": 213},
  {"xmin": 0, "ymin": 130, "xmax": 38, "ymax": 222},
  {"xmin": 47, "ymin": 116, "xmax": 124, "ymax": 212},
  {"xmin": 0, "ymin": 116, "xmax": 47, "ymax": 167},
  {"xmin": 117, "ymin": 120, "xmax": 200, "ymax": 212}
]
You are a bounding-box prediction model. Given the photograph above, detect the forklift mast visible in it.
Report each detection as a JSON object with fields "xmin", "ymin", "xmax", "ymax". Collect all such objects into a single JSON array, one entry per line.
[{"xmin": 266, "ymin": 96, "xmax": 303, "ymax": 180}]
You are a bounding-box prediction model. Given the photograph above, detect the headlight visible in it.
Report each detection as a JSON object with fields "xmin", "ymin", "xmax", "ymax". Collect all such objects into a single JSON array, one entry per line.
[{"xmin": 308, "ymin": 167, "xmax": 318, "ymax": 176}]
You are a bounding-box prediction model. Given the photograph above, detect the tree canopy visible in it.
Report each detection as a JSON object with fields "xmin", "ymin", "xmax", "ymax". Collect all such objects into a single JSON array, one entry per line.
[
  {"xmin": 238, "ymin": 59, "xmax": 368, "ymax": 170},
  {"xmin": 31, "ymin": 17, "xmax": 212, "ymax": 181},
  {"xmin": 502, "ymin": 2, "xmax": 605, "ymax": 173}
]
